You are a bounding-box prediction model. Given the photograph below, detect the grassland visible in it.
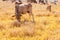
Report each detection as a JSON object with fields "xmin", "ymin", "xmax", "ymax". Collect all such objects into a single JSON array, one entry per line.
[{"xmin": 0, "ymin": 1, "xmax": 60, "ymax": 40}]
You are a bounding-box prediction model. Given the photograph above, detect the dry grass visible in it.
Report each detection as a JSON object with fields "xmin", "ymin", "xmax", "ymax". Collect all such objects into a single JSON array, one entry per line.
[{"xmin": 0, "ymin": 1, "xmax": 60, "ymax": 40}]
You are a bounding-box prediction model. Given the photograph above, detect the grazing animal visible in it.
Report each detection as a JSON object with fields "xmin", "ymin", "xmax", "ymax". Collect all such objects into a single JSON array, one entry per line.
[
  {"xmin": 39, "ymin": 0, "xmax": 48, "ymax": 4},
  {"xmin": 47, "ymin": 0, "xmax": 58, "ymax": 4},
  {"xmin": 2, "ymin": 0, "xmax": 8, "ymax": 1},
  {"xmin": 46, "ymin": 5, "xmax": 51, "ymax": 12},
  {"xmin": 11, "ymin": 0, "xmax": 22, "ymax": 3},
  {"xmin": 15, "ymin": 3, "xmax": 35, "ymax": 23},
  {"xmin": 39, "ymin": 0, "xmax": 45, "ymax": 4},
  {"xmin": 27, "ymin": 0, "xmax": 37, "ymax": 3},
  {"xmin": 51, "ymin": 0, "xmax": 58, "ymax": 4}
]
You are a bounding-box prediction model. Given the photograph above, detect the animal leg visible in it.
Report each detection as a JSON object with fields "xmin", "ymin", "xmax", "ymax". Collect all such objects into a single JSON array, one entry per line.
[
  {"xmin": 28, "ymin": 11, "xmax": 35, "ymax": 23},
  {"xmin": 15, "ymin": 5, "xmax": 21, "ymax": 22}
]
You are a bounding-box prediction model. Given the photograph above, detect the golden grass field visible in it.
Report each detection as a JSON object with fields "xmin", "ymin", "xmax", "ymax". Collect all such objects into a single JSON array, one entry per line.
[{"xmin": 0, "ymin": 1, "xmax": 60, "ymax": 40}]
